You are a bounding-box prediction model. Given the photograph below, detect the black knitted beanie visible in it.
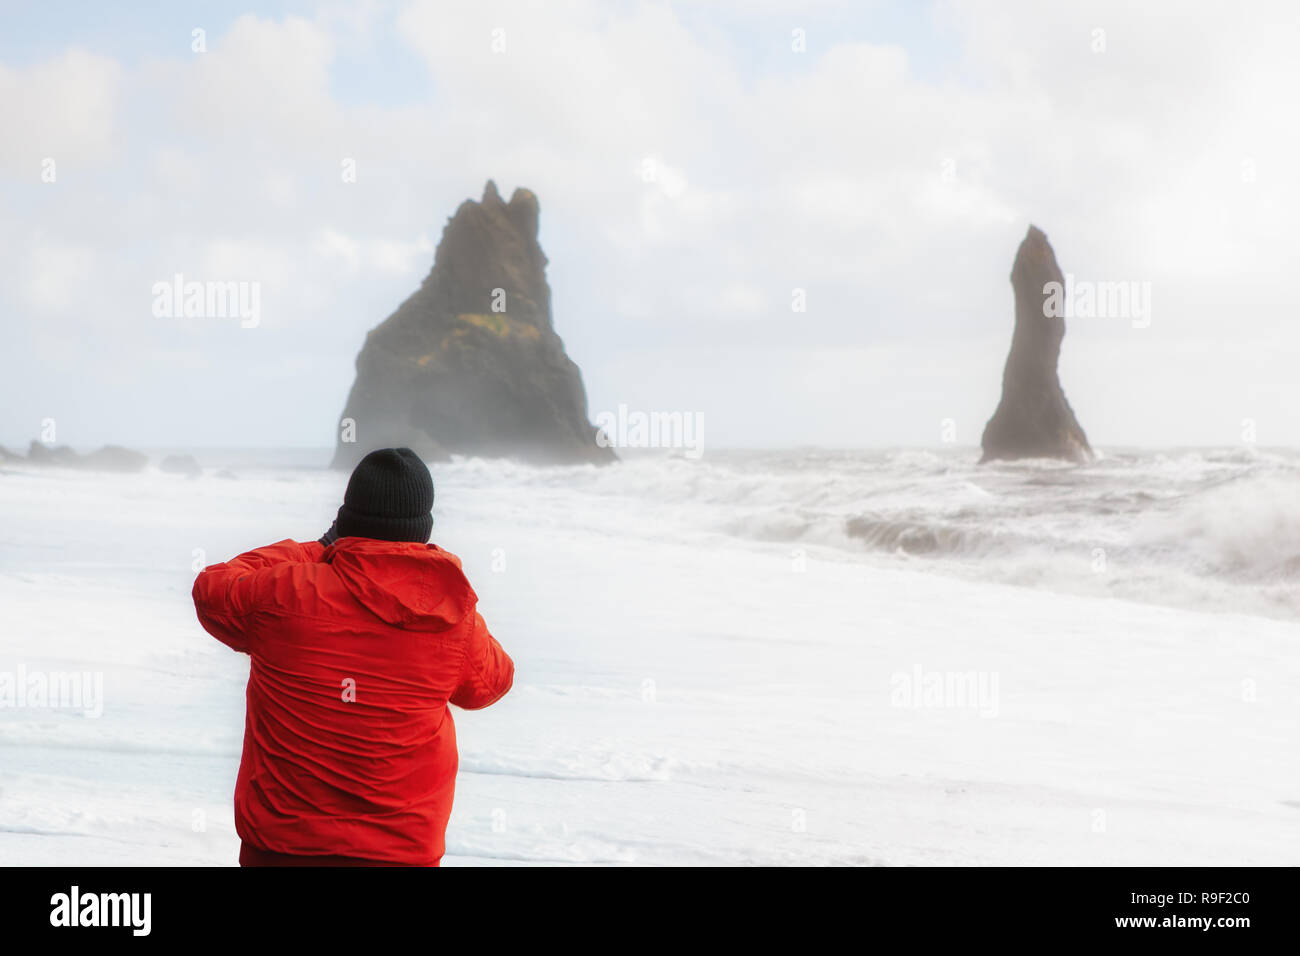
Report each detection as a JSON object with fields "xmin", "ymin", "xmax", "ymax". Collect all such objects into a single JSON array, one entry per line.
[{"xmin": 335, "ymin": 448, "xmax": 434, "ymax": 543}]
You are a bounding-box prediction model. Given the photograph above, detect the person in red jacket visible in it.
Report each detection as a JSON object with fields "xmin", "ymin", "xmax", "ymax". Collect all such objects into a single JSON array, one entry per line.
[{"xmin": 193, "ymin": 447, "xmax": 513, "ymax": 866}]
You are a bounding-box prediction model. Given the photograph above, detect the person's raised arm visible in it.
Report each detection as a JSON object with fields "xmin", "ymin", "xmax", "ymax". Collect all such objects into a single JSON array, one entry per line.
[
  {"xmin": 449, "ymin": 612, "xmax": 515, "ymax": 710},
  {"xmin": 192, "ymin": 539, "xmax": 325, "ymax": 653}
]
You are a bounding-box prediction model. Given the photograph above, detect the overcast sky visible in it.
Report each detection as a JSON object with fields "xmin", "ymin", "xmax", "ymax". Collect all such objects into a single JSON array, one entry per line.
[{"xmin": 2, "ymin": 0, "xmax": 1296, "ymax": 451}]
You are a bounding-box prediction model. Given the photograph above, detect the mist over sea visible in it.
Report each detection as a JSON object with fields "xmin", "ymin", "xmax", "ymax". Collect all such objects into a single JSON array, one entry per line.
[{"xmin": 127, "ymin": 444, "xmax": 1300, "ymax": 620}]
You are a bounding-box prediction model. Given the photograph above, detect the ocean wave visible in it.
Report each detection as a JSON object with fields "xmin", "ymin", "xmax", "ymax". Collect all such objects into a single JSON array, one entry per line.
[
  {"xmin": 843, "ymin": 514, "xmax": 1025, "ymax": 557},
  {"xmin": 434, "ymin": 446, "xmax": 1300, "ymax": 616},
  {"xmin": 1131, "ymin": 474, "xmax": 1300, "ymax": 582}
]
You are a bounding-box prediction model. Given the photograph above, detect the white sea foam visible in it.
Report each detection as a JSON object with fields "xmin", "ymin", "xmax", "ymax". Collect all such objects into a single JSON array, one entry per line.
[{"xmin": 426, "ymin": 445, "xmax": 1300, "ymax": 617}]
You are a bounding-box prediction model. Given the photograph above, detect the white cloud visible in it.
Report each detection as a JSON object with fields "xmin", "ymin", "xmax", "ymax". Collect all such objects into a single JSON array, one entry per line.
[
  {"xmin": 312, "ymin": 228, "xmax": 363, "ymax": 275},
  {"xmin": 367, "ymin": 234, "xmax": 435, "ymax": 274},
  {"xmin": 312, "ymin": 229, "xmax": 434, "ymax": 276},
  {"xmin": 0, "ymin": 48, "xmax": 121, "ymax": 175},
  {"xmin": 3, "ymin": 0, "xmax": 1299, "ymax": 448},
  {"xmin": 24, "ymin": 238, "xmax": 98, "ymax": 312}
]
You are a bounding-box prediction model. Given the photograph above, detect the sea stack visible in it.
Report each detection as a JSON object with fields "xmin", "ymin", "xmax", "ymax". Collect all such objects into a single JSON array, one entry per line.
[
  {"xmin": 332, "ymin": 181, "xmax": 615, "ymax": 468},
  {"xmin": 980, "ymin": 226, "xmax": 1092, "ymax": 464}
]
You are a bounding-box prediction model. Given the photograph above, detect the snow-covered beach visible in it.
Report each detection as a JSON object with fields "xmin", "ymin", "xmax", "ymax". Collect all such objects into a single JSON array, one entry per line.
[{"xmin": 1, "ymin": 449, "xmax": 1297, "ymax": 865}]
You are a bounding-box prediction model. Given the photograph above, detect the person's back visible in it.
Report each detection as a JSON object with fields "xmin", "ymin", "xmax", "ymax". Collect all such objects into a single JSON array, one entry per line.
[{"xmin": 192, "ymin": 448, "xmax": 513, "ymax": 866}]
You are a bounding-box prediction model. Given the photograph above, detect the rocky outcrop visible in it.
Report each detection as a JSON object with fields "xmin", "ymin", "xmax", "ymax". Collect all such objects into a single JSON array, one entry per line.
[
  {"xmin": 82, "ymin": 445, "xmax": 149, "ymax": 472},
  {"xmin": 26, "ymin": 441, "xmax": 81, "ymax": 467},
  {"xmin": 23, "ymin": 441, "xmax": 148, "ymax": 472},
  {"xmin": 332, "ymin": 181, "xmax": 614, "ymax": 469},
  {"xmin": 980, "ymin": 226, "xmax": 1092, "ymax": 463}
]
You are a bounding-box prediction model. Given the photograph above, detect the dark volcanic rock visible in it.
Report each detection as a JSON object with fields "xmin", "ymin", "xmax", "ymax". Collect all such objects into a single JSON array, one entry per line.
[
  {"xmin": 27, "ymin": 441, "xmax": 82, "ymax": 467},
  {"xmin": 160, "ymin": 454, "xmax": 203, "ymax": 477},
  {"xmin": 26, "ymin": 440, "xmax": 148, "ymax": 472},
  {"xmin": 980, "ymin": 226, "xmax": 1093, "ymax": 464},
  {"xmin": 81, "ymin": 445, "xmax": 149, "ymax": 472},
  {"xmin": 332, "ymin": 181, "xmax": 615, "ymax": 469}
]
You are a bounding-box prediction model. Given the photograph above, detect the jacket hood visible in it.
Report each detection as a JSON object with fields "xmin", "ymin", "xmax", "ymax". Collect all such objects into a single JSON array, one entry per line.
[{"xmin": 324, "ymin": 538, "xmax": 477, "ymax": 631}]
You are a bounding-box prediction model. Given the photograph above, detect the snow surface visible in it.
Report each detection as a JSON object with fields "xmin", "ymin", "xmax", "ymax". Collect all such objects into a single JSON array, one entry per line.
[{"xmin": 0, "ymin": 454, "xmax": 1297, "ymax": 865}]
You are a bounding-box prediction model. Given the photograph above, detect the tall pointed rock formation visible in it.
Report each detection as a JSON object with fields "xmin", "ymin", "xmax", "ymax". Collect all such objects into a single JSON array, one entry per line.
[
  {"xmin": 980, "ymin": 226, "xmax": 1093, "ymax": 463},
  {"xmin": 332, "ymin": 181, "xmax": 614, "ymax": 468}
]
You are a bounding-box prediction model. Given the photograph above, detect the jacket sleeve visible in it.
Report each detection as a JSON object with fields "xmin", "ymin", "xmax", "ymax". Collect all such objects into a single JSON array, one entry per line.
[
  {"xmin": 192, "ymin": 539, "xmax": 325, "ymax": 654},
  {"xmin": 450, "ymin": 612, "xmax": 515, "ymax": 710}
]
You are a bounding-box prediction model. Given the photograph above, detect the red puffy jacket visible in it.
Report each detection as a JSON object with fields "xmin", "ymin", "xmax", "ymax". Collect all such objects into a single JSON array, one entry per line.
[{"xmin": 192, "ymin": 536, "xmax": 513, "ymax": 866}]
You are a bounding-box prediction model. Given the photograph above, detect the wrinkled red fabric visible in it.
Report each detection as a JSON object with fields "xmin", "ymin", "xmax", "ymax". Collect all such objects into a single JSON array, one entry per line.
[
  {"xmin": 194, "ymin": 537, "xmax": 514, "ymax": 866},
  {"xmin": 237, "ymin": 842, "xmax": 417, "ymax": 867}
]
